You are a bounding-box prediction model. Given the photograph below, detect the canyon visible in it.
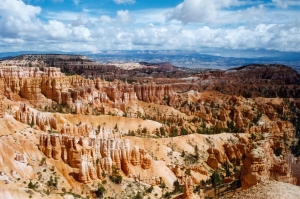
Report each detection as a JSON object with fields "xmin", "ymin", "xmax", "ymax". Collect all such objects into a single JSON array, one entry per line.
[{"xmin": 0, "ymin": 54, "xmax": 299, "ymax": 198}]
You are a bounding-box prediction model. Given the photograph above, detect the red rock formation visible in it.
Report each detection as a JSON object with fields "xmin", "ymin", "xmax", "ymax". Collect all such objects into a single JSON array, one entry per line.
[
  {"xmin": 78, "ymin": 154, "xmax": 90, "ymax": 183},
  {"xmin": 207, "ymin": 153, "xmax": 219, "ymax": 170},
  {"xmin": 140, "ymin": 149, "xmax": 152, "ymax": 170},
  {"xmin": 183, "ymin": 176, "xmax": 195, "ymax": 199},
  {"xmin": 206, "ymin": 147, "xmax": 227, "ymax": 170},
  {"xmin": 15, "ymin": 103, "xmax": 57, "ymax": 131},
  {"xmin": 38, "ymin": 126, "xmax": 152, "ymax": 183},
  {"xmin": 134, "ymin": 83, "xmax": 174, "ymax": 103},
  {"xmin": 241, "ymin": 139, "xmax": 296, "ymax": 189},
  {"xmin": 131, "ymin": 146, "xmax": 141, "ymax": 166},
  {"xmin": 0, "ymin": 95, "xmax": 5, "ymax": 118}
]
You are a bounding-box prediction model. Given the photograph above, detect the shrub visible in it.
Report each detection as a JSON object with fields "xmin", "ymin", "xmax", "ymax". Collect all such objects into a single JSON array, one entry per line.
[
  {"xmin": 28, "ymin": 181, "xmax": 37, "ymax": 189},
  {"xmin": 95, "ymin": 184, "xmax": 106, "ymax": 198}
]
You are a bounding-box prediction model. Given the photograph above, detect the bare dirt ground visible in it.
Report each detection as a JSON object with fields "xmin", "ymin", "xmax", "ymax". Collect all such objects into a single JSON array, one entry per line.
[{"xmin": 222, "ymin": 180, "xmax": 300, "ymax": 199}]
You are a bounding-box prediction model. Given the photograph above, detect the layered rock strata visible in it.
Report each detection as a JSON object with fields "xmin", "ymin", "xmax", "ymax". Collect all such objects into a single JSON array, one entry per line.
[
  {"xmin": 38, "ymin": 128, "xmax": 152, "ymax": 183},
  {"xmin": 0, "ymin": 66, "xmax": 174, "ymax": 113},
  {"xmin": 241, "ymin": 138, "xmax": 297, "ymax": 189},
  {"xmin": 15, "ymin": 103, "xmax": 57, "ymax": 131}
]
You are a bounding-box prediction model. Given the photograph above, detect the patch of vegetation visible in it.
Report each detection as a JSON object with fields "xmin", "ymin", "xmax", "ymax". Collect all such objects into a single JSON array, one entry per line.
[
  {"xmin": 109, "ymin": 166, "xmax": 122, "ymax": 184},
  {"xmin": 94, "ymin": 183, "xmax": 106, "ymax": 198}
]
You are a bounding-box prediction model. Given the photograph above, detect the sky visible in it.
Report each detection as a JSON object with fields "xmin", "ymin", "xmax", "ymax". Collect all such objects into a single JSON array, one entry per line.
[{"xmin": 0, "ymin": 0, "xmax": 300, "ymax": 56}]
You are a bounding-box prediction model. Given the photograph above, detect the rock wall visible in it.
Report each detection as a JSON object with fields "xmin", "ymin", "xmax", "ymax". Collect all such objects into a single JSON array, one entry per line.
[
  {"xmin": 38, "ymin": 127, "xmax": 153, "ymax": 183},
  {"xmin": 207, "ymin": 147, "xmax": 227, "ymax": 170},
  {"xmin": 183, "ymin": 176, "xmax": 196, "ymax": 199},
  {"xmin": 241, "ymin": 139, "xmax": 297, "ymax": 189},
  {"xmin": 0, "ymin": 66, "xmax": 61, "ymax": 78},
  {"xmin": 0, "ymin": 66, "xmax": 174, "ymax": 113},
  {"xmin": 15, "ymin": 103, "xmax": 57, "ymax": 131},
  {"xmin": 133, "ymin": 83, "xmax": 174, "ymax": 103}
]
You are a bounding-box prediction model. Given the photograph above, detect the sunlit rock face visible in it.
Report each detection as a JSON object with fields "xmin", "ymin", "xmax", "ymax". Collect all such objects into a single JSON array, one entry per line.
[
  {"xmin": 241, "ymin": 139, "xmax": 297, "ymax": 189},
  {"xmin": 1, "ymin": 66, "xmax": 174, "ymax": 116},
  {"xmin": 183, "ymin": 176, "xmax": 197, "ymax": 199},
  {"xmin": 38, "ymin": 126, "xmax": 152, "ymax": 183}
]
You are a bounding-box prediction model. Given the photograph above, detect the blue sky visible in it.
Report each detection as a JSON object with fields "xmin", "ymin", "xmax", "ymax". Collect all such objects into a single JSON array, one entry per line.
[{"xmin": 0, "ymin": 0, "xmax": 300, "ymax": 56}]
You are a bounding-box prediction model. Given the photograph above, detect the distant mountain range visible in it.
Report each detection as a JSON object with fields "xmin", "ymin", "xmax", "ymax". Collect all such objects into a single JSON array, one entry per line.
[{"xmin": 0, "ymin": 50, "xmax": 299, "ymax": 73}]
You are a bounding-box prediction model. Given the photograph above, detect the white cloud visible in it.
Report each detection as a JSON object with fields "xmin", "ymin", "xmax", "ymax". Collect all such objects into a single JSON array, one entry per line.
[
  {"xmin": 98, "ymin": 10, "xmax": 132, "ymax": 24},
  {"xmin": 0, "ymin": 0, "xmax": 299, "ymax": 54},
  {"xmin": 0, "ymin": 0, "xmax": 42, "ymax": 37},
  {"xmin": 273, "ymin": 0, "xmax": 289, "ymax": 8},
  {"xmin": 113, "ymin": 0, "xmax": 135, "ymax": 5},
  {"xmin": 46, "ymin": 11, "xmax": 80, "ymax": 21},
  {"xmin": 165, "ymin": 0, "xmax": 240, "ymax": 24},
  {"xmin": 272, "ymin": 0, "xmax": 300, "ymax": 8},
  {"xmin": 44, "ymin": 20, "xmax": 71, "ymax": 39},
  {"xmin": 72, "ymin": 25, "xmax": 91, "ymax": 41},
  {"xmin": 98, "ymin": 15, "xmax": 113, "ymax": 23},
  {"xmin": 72, "ymin": 15, "xmax": 93, "ymax": 27},
  {"xmin": 131, "ymin": 9, "xmax": 168, "ymax": 24},
  {"xmin": 116, "ymin": 10, "xmax": 131, "ymax": 23},
  {"xmin": 218, "ymin": 5, "xmax": 266, "ymax": 26}
]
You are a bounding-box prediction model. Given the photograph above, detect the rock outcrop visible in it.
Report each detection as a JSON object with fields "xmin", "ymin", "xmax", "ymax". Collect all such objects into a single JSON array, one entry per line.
[
  {"xmin": 15, "ymin": 103, "xmax": 57, "ymax": 131},
  {"xmin": 183, "ymin": 176, "xmax": 196, "ymax": 199},
  {"xmin": 0, "ymin": 95, "xmax": 5, "ymax": 117},
  {"xmin": 1, "ymin": 66, "xmax": 174, "ymax": 116},
  {"xmin": 241, "ymin": 139, "xmax": 297, "ymax": 189},
  {"xmin": 38, "ymin": 126, "xmax": 153, "ymax": 183},
  {"xmin": 206, "ymin": 147, "xmax": 226, "ymax": 170}
]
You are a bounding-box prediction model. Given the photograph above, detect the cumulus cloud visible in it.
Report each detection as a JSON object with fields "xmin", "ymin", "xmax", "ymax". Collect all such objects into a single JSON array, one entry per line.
[
  {"xmin": 116, "ymin": 10, "xmax": 131, "ymax": 23},
  {"xmin": 72, "ymin": 15, "xmax": 93, "ymax": 27},
  {"xmin": 165, "ymin": 0, "xmax": 240, "ymax": 24},
  {"xmin": 0, "ymin": 0, "xmax": 299, "ymax": 53},
  {"xmin": 72, "ymin": 25, "xmax": 91, "ymax": 41},
  {"xmin": 0, "ymin": 0, "xmax": 42, "ymax": 37},
  {"xmin": 44, "ymin": 20, "xmax": 71, "ymax": 39},
  {"xmin": 219, "ymin": 5, "xmax": 266, "ymax": 26},
  {"xmin": 113, "ymin": 0, "xmax": 135, "ymax": 5},
  {"xmin": 98, "ymin": 10, "xmax": 132, "ymax": 24},
  {"xmin": 98, "ymin": 15, "xmax": 114, "ymax": 23}
]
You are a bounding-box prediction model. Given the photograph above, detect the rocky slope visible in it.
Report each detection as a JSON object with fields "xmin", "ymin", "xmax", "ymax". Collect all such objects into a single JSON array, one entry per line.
[
  {"xmin": 0, "ymin": 55, "xmax": 300, "ymax": 198},
  {"xmin": 223, "ymin": 180, "xmax": 300, "ymax": 199}
]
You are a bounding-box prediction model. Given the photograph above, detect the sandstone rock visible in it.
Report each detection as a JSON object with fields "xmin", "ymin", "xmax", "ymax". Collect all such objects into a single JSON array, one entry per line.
[
  {"xmin": 241, "ymin": 139, "xmax": 296, "ymax": 189},
  {"xmin": 0, "ymin": 95, "xmax": 5, "ymax": 117},
  {"xmin": 223, "ymin": 143, "xmax": 237, "ymax": 163},
  {"xmin": 207, "ymin": 154, "xmax": 219, "ymax": 170},
  {"xmin": 38, "ymin": 125, "xmax": 153, "ymax": 184},
  {"xmin": 183, "ymin": 176, "xmax": 196, "ymax": 199},
  {"xmin": 140, "ymin": 149, "xmax": 152, "ymax": 170},
  {"xmin": 78, "ymin": 154, "xmax": 90, "ymax": 183},
  {"xmin": 121, "ymin": 149, "xmax": 130, "ymax": 175},
  {"xmin": 131, "ymin": 146, "xmax": 141, "ymax": 166},
  {"xmin": 15, "ymin": 103, "xmax": 58, "ymax": 131}
]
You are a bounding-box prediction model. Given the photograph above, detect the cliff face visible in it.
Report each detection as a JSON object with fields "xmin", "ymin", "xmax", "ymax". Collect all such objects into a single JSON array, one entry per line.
[
  {"xmin": 15, "ymin": 103, "xmax": 57, "ymax": 131},
  {"xmin": 241, "ymin": 138, "xmax": 297, "ymax": 189},
  {"xmin": 38, "ymin": 127, "xmax": 153, "ymax": 184},
  {"xmin": 213, "ymin": 65, "xmax": 300, "ymax": 98},
  {"xmin": 0, "ymin": 66, "xmax": 174, "ymax": 115}
]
